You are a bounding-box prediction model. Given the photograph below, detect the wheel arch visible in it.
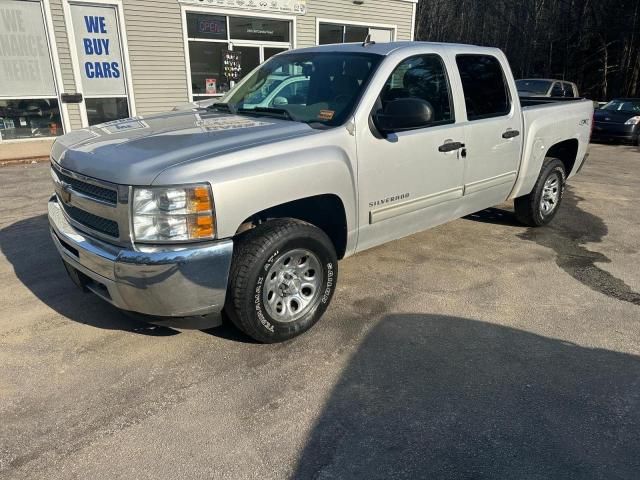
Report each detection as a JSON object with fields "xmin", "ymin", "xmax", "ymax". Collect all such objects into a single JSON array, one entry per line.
[
  {"xmin": 234, "ymin": 194, "xmax": 349, "ymax": 259},
  {"xmin": 545, "ymin": 138, "xmax": 579, "ymax": 177}
]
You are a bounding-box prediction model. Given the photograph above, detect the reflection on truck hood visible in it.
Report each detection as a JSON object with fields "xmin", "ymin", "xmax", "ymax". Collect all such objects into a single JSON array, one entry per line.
[{"xmin": 51, "ymin": 109, "xmax": 315, "ymax": 185}]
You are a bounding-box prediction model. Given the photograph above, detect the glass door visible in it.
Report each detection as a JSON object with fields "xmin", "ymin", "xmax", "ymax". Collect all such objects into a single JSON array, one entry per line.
[{"xmin": 184, "ymin": 11, "xmax": 292, "ymax": 102}]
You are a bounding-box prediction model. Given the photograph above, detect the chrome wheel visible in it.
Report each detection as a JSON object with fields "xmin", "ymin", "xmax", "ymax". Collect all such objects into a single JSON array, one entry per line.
[
  {"xmin": 540, "ymin": 172, "xmax": 561, "ymax": 215},
  {"xmin": 263, "ymin": 249, "xmax": 324, "ymax": 323}
]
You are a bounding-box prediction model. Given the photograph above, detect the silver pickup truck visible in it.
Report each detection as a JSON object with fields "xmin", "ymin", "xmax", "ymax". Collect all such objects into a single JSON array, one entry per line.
[{"xmin": 48, "ymin": 42, "xmax": 593, "ymax": 342}]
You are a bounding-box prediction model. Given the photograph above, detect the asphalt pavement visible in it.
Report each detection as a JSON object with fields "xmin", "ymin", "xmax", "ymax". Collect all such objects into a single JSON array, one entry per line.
[{"xmin": 0, "ymin": 143, "xmax": 638, "ymax": 479}]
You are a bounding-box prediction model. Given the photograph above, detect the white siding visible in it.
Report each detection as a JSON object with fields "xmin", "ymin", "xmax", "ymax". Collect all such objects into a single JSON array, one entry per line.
[{"xmin": 122, "ymin": 0, "xmax": 190, "ymax": 115}]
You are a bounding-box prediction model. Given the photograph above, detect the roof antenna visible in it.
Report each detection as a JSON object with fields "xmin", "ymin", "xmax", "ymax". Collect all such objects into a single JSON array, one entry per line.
[{"xmin": 362, "ymin": 34, "xmax": 375, "ymax": 47}]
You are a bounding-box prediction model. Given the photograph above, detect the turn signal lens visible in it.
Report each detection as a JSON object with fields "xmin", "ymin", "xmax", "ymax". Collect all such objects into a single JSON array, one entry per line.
[
  {"xmin": 132, "ymin": 184, "xmax": 216, "ymax": 242},
  {"xmin": 191, "ymin": 215, "xmax": 215, "ymax": 238},
  {"xmin": 190, "ymin": 186, "xmax": 213, "ymax": 212}
]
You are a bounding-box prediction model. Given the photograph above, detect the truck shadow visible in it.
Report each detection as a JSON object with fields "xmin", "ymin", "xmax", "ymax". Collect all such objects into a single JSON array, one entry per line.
[
  {"xmin": 464, "ymin": 206, "xmax": 521, "ymax": 226},
  {"xmin": 0, "ymin": 214, "xmax": 179, "ymax": 336},
  {"xmin": 294, "ymin": 314, "xmax": 640, "ymax": 479}
]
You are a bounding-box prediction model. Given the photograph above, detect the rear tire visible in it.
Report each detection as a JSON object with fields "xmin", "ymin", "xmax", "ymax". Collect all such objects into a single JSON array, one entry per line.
[
  {"xmin": 514, "ymin": 158, "xmax": 566, "ymax": 227},
  {"xmin": 225, "ymin": 218, "xmax": 338, "ymax": 343}
]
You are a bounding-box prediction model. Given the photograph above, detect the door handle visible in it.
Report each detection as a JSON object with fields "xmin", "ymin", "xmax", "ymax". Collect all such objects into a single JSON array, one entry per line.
[
  {"xmin": 502, "ymin": 129, "xmax": 520, "ymax": 139},
  {"xmin": 438, "ymin": 141, "xmax": 464, "ymax": 153}
]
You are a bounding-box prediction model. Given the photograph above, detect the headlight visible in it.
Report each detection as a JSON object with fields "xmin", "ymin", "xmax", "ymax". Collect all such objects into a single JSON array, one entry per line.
[
  {"xmin": 132, "ymin": 184, "xmax": 215, "ymax": 242},
  {"xmin": 625, "ymin": 116, "xmax": 640, "ymax": 125}
]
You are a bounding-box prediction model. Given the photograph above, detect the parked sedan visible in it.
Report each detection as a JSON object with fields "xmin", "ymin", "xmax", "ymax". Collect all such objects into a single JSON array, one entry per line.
[{"xmin": 592, "ymin": 98, "xmax": 640, "ymax": 145}]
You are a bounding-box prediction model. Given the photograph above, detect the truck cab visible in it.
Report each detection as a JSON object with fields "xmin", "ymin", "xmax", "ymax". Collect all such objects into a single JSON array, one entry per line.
[{"xmin": 48, "ymin": 42, "xmax": 593, "ymax": 342}]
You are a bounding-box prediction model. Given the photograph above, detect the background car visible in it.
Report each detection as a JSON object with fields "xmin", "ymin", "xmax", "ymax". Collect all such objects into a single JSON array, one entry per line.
[
  {"xmin": 516, "ymin": 78, "xmax": 579, "ymax": 98},
  {"xmin": 173, "ymin": 75, "xmax": 310, "ymax": 112},
  {"xmin": 592, "ymin": 98, "xmax": 640, "ymax": 145}
]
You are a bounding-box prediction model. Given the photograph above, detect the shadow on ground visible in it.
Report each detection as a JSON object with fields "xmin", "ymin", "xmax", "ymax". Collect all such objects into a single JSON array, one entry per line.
[
  {"xmin": 518, "ymin": 189, "xmax": 640, "ymax": 306},
  {"xmin": 295, "ymin": 314, "xmax": 640, "ymax": 479},
  {"xmin": 0, "ymin": 214, "xmax": 179, "ymax": 335},
  {"xmin": 467, "ymin": 188, "xmax": 640, "ymax": 307}
]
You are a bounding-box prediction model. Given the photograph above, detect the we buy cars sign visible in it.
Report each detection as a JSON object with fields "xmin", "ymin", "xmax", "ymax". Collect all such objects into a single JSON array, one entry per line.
[{"xmin": 69, "ymin": 4, "xmax": 126, "ymax": 96}]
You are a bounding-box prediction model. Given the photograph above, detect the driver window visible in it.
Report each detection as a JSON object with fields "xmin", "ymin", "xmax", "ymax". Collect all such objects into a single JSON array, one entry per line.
[{"xmin": 378, "ymin": 54, "xmax": 454, "ymax": 125}]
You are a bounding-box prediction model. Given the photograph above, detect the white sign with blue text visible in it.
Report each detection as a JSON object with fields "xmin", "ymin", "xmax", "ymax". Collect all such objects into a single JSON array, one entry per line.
[{"xmin": 70, "ymin": 4, "xmax": 125, "ymax": 96}]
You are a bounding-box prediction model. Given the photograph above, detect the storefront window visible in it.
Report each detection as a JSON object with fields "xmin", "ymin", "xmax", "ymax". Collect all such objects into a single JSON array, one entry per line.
[
  {"xmin": 344, "ymin": 26, "xmax": 369, "ymax": 43},
  {"xmin": 234, "ymin": 46, "xmax": 261, "ymax": 78},
  {"xmin": 185, "ymin": 12, "xmax": 292, "ymax": 100},
  {"xmin": 318, "ymin": 24, "xmax": 343, "ymax": 45},
  {"xmin": 229, "ymin": 16, "xmax": 290, "ymax": 42},
  {"xmin": 0, "ymin": 99, "xmax": 63, "ymax": 141},
  {"xmin": 85, "ymin": 98, "xmax": 129, "ymax": 126},
  {"xmin": 68, "ymin": 3, "xmax": 131, "ymax": 127},
  {"xmin": 189, "ymin": 42, "xmax": 230, "ymax": 96},
  {"xmin": 0, "ymin": 0, "xmax": 62, "ymax": 140},
  {"xmin": 264, "ymin": 47, "xmax": 288, "ymax": 61},
  {"xmin": 318, "ymin": 23, "xmax": 393, "ymax": 44}
]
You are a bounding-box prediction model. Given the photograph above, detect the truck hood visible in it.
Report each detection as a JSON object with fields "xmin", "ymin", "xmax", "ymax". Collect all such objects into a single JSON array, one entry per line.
[{"xmin": 51, "ymin": 109, "xmax": 316, "ymax": 185}]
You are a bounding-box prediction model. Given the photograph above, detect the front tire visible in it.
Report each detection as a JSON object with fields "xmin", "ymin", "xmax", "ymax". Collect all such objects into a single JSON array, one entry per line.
[
  {"xmin": 225, "ymin": 219, "xmax": 338, "ymax": 343},
  {"xmin": 514, "ymin": 158, "xmax": 566, "ymax": 227}
]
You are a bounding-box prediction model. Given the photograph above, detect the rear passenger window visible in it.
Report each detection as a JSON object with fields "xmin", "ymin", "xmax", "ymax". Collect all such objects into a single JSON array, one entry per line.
[
  {"xmin": 456, "ymin": 55, "xmax": 511, "ymax": 120},
  {"xmin": 378, "ymin": 54, "xmax": 454, "ymax": 125},
  {"xmin": 563, "ymin": 82, "xmax": 575, "ymax": 98}
]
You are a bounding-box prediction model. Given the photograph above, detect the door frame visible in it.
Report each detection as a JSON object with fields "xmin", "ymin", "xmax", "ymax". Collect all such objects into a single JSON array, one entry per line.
[{"xmin": 62, "ymin": 0, "xmax": 136, "ymax": 127}]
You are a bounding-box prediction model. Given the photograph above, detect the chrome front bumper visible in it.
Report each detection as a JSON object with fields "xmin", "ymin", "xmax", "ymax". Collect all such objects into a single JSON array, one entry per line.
[{"xmin": 48, "ymin": 195, "xmax": 233, "ymax": 319}]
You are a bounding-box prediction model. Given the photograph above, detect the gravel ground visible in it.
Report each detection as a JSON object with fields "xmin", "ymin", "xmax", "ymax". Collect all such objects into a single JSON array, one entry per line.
[{"xmin": 0, "ymin": 143, "xmax": 638, "ymax": 479}]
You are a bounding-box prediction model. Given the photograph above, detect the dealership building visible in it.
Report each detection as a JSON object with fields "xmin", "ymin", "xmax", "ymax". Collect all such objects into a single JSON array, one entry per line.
[{"xmin": 0, "ymin": 0, "xmax": 416, "ymax": 158}]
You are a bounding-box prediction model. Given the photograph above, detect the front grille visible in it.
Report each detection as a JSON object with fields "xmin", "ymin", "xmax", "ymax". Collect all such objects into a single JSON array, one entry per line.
[
  {"xmin": 57, "ymin": 171, "xmax": 117, "ymax": 204},
  {"xmin": 63, "ymin": 204, "xmax": 120, "ymax": 238}
]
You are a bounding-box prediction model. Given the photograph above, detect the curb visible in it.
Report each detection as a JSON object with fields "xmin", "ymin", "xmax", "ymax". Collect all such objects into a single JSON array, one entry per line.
[{"xmin": 0, "ymin": 156, "xmax": 50, "ymax": 167}]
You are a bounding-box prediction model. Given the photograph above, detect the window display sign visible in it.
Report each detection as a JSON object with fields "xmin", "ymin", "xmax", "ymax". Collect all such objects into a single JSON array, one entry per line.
[
  {"xmin": 187, "ymin": 13, "xmax": 227, "ymax": 40},
  {"xmin": 69, "ymin": 4, "xmax": 126, "ymax": 96},
  {"xmin": 181, "ymin": 0, "xmax": 306, "ymax": 15},
  {"xmin": 0, "ymin": 0, "xmax": 56, "ymax": 97},
  {"xmin": 222, "ymin": 50, "xmax": 242, "ymax": 81},
  {"xmin": 205, "ymin": 78, "xmax": 217, "ymax": 94}
]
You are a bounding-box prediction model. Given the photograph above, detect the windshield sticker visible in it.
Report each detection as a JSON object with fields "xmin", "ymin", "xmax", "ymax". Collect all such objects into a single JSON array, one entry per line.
[
  {"xmin": 99, "ymin": 117, "xmax": 149, "ymax": 134},
  {"xmin": 195, "ymin": 115, "xmax": 272, "ymax": 132},
  {"xmin": 318, "ymin": 109, "xmax": 335, "ymax": 121}
]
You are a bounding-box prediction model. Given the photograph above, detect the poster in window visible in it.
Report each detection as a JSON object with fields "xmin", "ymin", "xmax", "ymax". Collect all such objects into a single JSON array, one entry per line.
[
  {"xmin": 222, "ymin": 50, "xmax": 242, "ymax": 81},
  {"xmin": 0, "ymin": 0, "xmax": 57, "ymax": 97},
  {"xmin": 205, "ymin": 78, "xmax": 217, "ymax": 94},
  {"xmin": 69, "ymin": 4, "xmax": 126, "ymax": 97}
]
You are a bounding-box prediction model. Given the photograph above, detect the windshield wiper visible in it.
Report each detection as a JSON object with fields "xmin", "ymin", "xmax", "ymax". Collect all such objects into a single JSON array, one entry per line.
[
  {"xmin": 237, "ymin": 107, "xmax": 296, "ymax": 121},
  {"xmin": 208, "ymin": 102, "xmax": 236, "ymax": 113}
]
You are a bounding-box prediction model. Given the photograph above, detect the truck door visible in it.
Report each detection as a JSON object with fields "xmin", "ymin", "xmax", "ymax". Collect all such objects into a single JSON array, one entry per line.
[
  {"xmin": 453, "ymin": 54, "xmax": 523, "ymax": 207},
  {"xmin": 355, "ymin": 53, "xmax": 466, "ymax": 252}
]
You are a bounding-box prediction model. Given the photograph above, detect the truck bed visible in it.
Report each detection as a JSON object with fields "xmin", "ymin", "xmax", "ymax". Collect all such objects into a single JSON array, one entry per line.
[
  {"xmin": 509, "ymin": 97, "xmax": 593, "ymax": 200},
  {"xmin": 520, "ymin": 96, "xmax": 589, "ymax": 108}
]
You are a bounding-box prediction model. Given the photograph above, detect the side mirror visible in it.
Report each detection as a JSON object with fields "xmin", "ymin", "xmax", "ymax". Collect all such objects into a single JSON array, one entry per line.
[
  {"xmin": 272, "ymin": 96, "xmax": 289, "ymax": 107},
  {"xmin": 373, "ymin": 98, "xmax": 434, "ymax": 134}
]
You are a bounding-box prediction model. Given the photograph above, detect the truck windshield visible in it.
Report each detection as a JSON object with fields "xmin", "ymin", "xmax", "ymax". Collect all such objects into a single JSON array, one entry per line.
[
  {"xmin": 516, "ymin": 79, "xmax": 553, "ymax": 95},
  {"xmin": 219, "ymin": 52, "xmax": 382, "ymax": 127}
]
